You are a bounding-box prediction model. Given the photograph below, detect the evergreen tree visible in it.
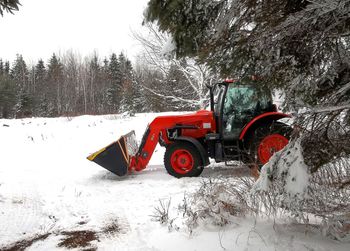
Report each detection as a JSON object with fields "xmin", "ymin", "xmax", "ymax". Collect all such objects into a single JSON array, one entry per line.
[
  {"xmin": 33, "ymin": 59, "xmax": 48, "ymax": 116},
  {"xmin": 106, "ymin": 53, "xmax": 122, "ymax": 113},
  {"xmin": 0, "ymin": 74, "xmax": 17, "ymax": 118},
  {"xmin": 35, "ymin": 59, "xmax": 46, "ymax": 87},
  {"xmin": 11, "ymin": 54, "xmax": 28, "ymax": 85},
  {"xmin": 87, "ymin": 54, "xmax": 103, "ymax": 114},
  {"xmin": 0, "ymin": 59, "xmax": 3, "ymax": 75},
  {"xmin": 4, "ymin": 61, "xmax": 10, "ymax": 75},
  {"xmin": 118, "ymin": 53, "xmax": 130, "ymax": 113},
  {"xmin": 10, "ymin": 54, "xmax": 31, "ymax": 117},
  {"xmin": 119, "ymin": 57, "xmax": 142, "ymax": 114},
  {"xmin": 0, "ymin": 0, "xmax": 20, "ymax": 16},
  {"xmin": 0, "ymin": 59, "xmax": 16, "ymax": 118},
  {"xmin": 0, "ymin": 59, "xmax": 10, "ymax": 78},
  {"xmin": 47, "ymin": 53, "xmax": 64, "ymax": 116},
  {"xmin": 131, "ymin": 77, "xmax": 145, "ymax": 113},
  {"xmin": 101, "ymin": 57, "xmax": 110, "ymax": 113},
  {"xmin": 128, "ymin": 60, "xmax": 145, "ymax": 113}
]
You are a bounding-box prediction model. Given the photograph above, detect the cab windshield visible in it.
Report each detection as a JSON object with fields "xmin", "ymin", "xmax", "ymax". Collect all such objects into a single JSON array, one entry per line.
[
  {"xmin": 223, "ymin": 84, "xmax": 271, "ymax": 115},
  {"xmin": 222, "ymin": 83, "xmax": 273, "ymax": 138}
]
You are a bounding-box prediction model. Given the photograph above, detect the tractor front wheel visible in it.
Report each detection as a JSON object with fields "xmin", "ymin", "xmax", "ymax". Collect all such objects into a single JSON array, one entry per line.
[
  {"xmin": 248, "ymin": 122, "xmax": 291, "ymax": 169},
  {"xmin": 164, "ymin": 142, "xmax": 204, "ymax": 178}
]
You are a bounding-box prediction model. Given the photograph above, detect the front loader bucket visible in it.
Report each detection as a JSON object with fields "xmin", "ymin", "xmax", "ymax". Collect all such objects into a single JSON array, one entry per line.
[{"xmin": 87, "ymin": 131, "xmax": 138, "ymax": 176}]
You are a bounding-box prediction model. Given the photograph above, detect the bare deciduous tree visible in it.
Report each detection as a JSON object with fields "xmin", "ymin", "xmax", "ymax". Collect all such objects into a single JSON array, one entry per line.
[{"xmin": 133, "ymin": 23, "xmax": 215, "ymax": 110}]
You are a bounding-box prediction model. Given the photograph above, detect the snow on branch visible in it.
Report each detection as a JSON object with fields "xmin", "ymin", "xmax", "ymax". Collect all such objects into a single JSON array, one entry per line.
[{"xmin": 253, "ymin": 138, "xmax": 310, "ymax": 200}]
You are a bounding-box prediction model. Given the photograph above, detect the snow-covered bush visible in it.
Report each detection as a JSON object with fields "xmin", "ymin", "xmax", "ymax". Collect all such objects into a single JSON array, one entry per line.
[
  {"xmin": 153, "ymin": 177, "xmax": 255, "ymax": 234},
  {"xmin": 179, "ymin": 178, "xmax": 251, "ymax": 228},
  {"xmin": 151, "ymin": 199, "xmax": 171, "ymax": 225}
]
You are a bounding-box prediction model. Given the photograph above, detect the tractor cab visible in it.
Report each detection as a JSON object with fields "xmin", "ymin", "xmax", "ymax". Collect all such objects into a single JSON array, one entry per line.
[{"xmin": 212, "ymin": 80, "xmax": 276, "ymax": 140}]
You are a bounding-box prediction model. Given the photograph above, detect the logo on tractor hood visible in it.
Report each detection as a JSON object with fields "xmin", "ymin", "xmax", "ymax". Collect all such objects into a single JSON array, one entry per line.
[{"xmin": 203, "ymin": 123, "xmax": 211, "ymax": 129}]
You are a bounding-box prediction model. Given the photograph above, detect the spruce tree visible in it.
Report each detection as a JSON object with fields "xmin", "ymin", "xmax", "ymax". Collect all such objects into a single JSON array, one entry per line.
[
  {"xmin": 0, "ymin": 59, "xmax": 16, "ymax": 118},
  {"xmin": 4, "ymin": 61, "xmax": 10, "ymax": 75},
  {"xmin": 47, "ymin": 53, "xmax": 64, "ymax": 116},
  {"xmin": 131, "ymin": 78, "xmax": 145, "ymax": 113},
  {"xmin": 0, "ymin": 0, "xmax": 20, "ymax": 16},
  {"xmin": 35, "ymin": 59, "xmax": 46, "ymax": 85},
  {"xmin": 33, "ymin": 59, "xmax": 48, "ymax": 116},
  {"xmin": 106, "ymin": 53, "xmax": 122, "ymax": 113},
  {"xmin": 11, "ymin": 54, "xmax": 28, "ymax": 85},
  {"xmin": 0, "ymin": 74, "xmax": 17, "ymax": 118},
  {"xmin": 87, "ymin": 54, "xmax": 107, "ymax": 114},
  {"xmin": 101, "ymin": 58, "xmax": 110, "ymax": 113},
  {"xmin": 11, "ymin": 54, "xmax": 31, "ymax": 117},
  {"xmin": 0, "ymin": 59, "xmax": 3, "ymax": 75},
  {"xmin": 119, "ymin": 57, "xmax": 140, "ymax": 114}
]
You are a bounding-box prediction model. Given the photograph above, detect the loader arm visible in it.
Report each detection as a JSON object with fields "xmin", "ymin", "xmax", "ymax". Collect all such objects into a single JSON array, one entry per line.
[
  {"xmin": 129, "ymin": 111, "xmax": 215, "ymax": 172},
  {"xmin": 87, "ymin": 110, "xmax": 215, "ymax": 176},
  {"xmin": 129, "ymin": 124, "xmax": 160, "ymax": 172}
]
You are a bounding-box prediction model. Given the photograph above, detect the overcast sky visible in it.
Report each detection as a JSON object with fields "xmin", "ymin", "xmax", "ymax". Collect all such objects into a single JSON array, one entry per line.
[{"xmin": 0, "ymin": 0, "xmax": 149, "ymax": 63}]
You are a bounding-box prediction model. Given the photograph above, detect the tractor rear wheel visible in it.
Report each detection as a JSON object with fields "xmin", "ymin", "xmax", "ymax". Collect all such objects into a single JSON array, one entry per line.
[
  {"xmin": 247, "ymin": 122, "xmax": 291, "ymax": 169},
  {"xmin": 164, "ymin": 141, "xmax": 204, "ymax": 178}
]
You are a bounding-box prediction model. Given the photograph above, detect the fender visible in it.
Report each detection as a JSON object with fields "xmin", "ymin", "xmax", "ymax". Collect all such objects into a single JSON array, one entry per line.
[
  {"xmin": 239, "ymin": 112, "xmax": 291, "ymax": 140},
  {"xmin": 176, "ymin": 136, "xmax": 210, "ymax": 166}
]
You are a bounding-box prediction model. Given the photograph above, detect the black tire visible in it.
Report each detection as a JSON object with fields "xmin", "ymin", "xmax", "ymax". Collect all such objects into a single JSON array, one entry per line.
[
  {"xmin": 164, "ymin": 141, "xmax": 204, "ymax": 178},
  {"xmin": 245, "ymin": 122, "xmax": 291, "ymax": 169}
]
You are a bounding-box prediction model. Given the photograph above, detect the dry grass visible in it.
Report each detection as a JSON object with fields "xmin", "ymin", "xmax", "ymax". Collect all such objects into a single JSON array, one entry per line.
[
  {"xmin": 0, "ymin": 217, "xmax": 126, "ymax": 250},
  {"xmin": 57, "ymin": 230, "xmax": 99, "ymax": 250},
  {"xmin": 101, "ymin": 221, "xmax": 122, "ymax": 235}
]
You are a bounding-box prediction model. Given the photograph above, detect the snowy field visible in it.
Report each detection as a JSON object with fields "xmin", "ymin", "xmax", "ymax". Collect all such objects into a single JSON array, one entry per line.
[{"xmin": 0, "ymin": 113, "xmax": 349, "ymax": 251}]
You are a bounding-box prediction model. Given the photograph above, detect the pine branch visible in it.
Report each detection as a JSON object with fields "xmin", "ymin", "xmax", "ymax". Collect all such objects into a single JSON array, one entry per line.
[{"xmin": 0, "ymin": 0, "xmax": 20, "ymax": 16}]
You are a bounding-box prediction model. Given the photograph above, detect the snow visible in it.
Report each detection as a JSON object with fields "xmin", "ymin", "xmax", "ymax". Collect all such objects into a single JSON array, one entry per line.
[
  {"xmin": 160, "ymin": 36, "xmax": 176, "ymax": 57},
  {"xmin": 284, "ymin": 142, "xmax": 309, "ymax": 196},
  {"xmin": 0, "ymin": 113, "xmax": 349, "ymax": 250},
  {"xmin": 254, "ymin": 138, "xmax": 310, "ymax": 198}
]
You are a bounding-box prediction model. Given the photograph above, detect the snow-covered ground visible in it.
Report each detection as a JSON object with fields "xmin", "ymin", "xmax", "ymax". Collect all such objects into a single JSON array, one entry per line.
[{"xmin": 0, "ymin": 113, "xmax": 348, "ymax": 250}]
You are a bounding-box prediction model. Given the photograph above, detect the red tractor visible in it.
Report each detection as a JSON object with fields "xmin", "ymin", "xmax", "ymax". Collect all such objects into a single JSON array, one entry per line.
[{"xmin": 88, "ymin": 79, "xmax": 291, "ymax": 178}]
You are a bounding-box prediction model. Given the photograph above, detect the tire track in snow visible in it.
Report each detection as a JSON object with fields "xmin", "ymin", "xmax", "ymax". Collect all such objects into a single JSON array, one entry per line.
[{"xmin": 0, "ymin": 181, "xmax": 55, "ymax": 246}]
